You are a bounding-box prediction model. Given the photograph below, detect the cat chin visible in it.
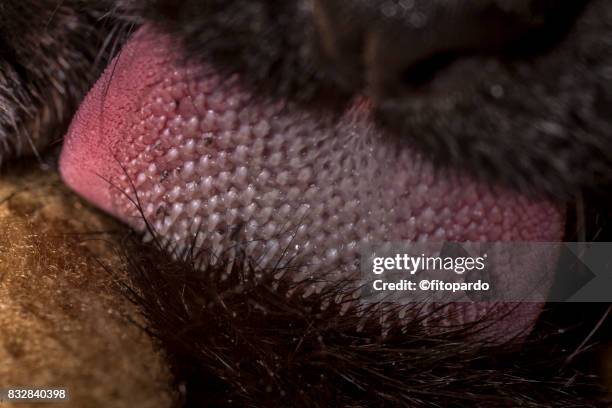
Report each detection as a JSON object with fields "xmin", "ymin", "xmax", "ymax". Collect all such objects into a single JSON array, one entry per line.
[{"xmin": 117, "ymin": 227, "xmax": 606, "ymax": 407}]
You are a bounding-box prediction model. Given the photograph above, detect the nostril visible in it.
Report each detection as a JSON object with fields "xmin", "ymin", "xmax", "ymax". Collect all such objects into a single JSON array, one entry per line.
[
  {"xmin": 313, "ymin": 0, "xmax": 591, "ymax": 99},
  {"xmin": 400, "ymin": 52, "xmax": 459, "ymax": 88},
  {"xmin": 505, "ymin": 2, "xmax": 591, "ymax": 58}
]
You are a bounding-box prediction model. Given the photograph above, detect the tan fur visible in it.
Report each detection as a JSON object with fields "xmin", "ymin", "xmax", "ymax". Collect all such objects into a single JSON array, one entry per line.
[{"xmin": 0, "ymin": 161, "xmax": 171, "ymax": 408}]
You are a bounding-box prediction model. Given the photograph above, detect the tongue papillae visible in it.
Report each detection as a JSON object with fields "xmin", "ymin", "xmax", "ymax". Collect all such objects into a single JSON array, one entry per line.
[{"xmin": 60, "ymin": 26, "xmax": 565, "ymax": 335}]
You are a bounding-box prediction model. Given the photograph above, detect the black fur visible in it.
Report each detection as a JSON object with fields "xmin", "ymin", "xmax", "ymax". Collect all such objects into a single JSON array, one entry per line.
[
  {"xmin": 0, "ymin": 1, "xmax": 126, "ymax": 162},
  {"xmin": 114, "ymin": 224, "xmax": 609, "ymax": 408}
]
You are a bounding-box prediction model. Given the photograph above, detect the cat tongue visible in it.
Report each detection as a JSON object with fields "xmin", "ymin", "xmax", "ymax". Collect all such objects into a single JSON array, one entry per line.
[
  {"xmin": 60, "ymin": 25, "xmax": 565, "ymax": 334},
  {"xmin": 60, "ymin": 28, "xmax": 169, "ymax": 218}
]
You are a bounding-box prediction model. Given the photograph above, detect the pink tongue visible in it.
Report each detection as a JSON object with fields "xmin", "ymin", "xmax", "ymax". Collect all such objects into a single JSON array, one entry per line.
[{"xmin": 60, "ymin": 26, "xmax": 565, "ymax": 333}]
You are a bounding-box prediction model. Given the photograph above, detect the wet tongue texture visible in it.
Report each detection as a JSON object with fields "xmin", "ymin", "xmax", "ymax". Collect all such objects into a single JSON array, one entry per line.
[{"xmin": 60, "ymin": 26, "xmax": 565, "ymax": 336}]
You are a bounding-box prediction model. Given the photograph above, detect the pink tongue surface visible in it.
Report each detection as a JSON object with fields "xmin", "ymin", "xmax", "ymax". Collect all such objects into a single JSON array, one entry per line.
[{"xmin": 60, "ymin": 26, "xmax": 565, "ymax": 334}]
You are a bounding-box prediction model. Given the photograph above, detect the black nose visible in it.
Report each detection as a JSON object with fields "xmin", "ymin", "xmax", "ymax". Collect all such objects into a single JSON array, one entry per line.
[{"xmin": 313, "ymin": 0, "xmax": 587, "ymax": 99}]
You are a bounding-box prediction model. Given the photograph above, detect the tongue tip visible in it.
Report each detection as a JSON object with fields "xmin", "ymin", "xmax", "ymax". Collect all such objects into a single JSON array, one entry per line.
[
  {"xmin": 59, "ymin": 121, "xmax": 119, "ymax": 218},
  {"xmin": 59, "ymin": 72, "xmax": 126, "ymax": 219},
  {"xmin": 59, "ymin": 26, "xmax": 167, "ymax": 220}
]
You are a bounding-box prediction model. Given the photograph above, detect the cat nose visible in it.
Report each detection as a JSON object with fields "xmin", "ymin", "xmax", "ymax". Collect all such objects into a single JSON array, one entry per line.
[{"xmin": 312, "ymin": 0, "xmax": 584, "ymax": 99}]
